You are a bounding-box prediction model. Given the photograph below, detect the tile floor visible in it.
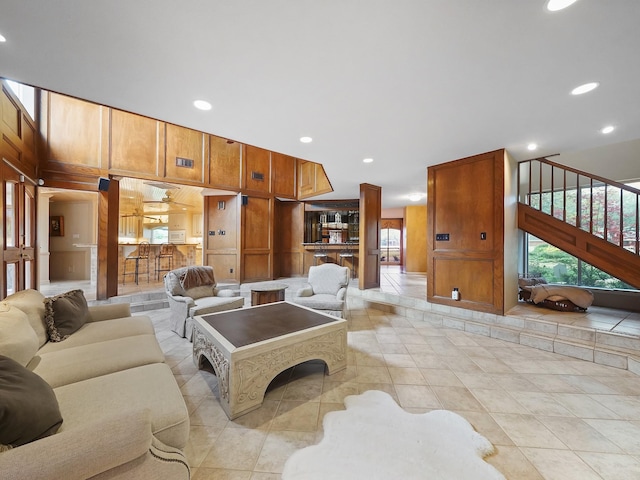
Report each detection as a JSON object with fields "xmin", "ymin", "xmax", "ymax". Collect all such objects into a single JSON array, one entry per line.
[
  {"xmin": 139, "ymin": 293, "xmax": 640, "ymax": 479},
  {"xmin": 40, "ymin": 269, "xmax": 640, "ymax": 479}
]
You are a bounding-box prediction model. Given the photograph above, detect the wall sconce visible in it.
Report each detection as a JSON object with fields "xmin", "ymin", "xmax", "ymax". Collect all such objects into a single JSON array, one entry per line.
[{"xmin": 217, "ymin": 201, "xmax": 225, "ymax": 210}]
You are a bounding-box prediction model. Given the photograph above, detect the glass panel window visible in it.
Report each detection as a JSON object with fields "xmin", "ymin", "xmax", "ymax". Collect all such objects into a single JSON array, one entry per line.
[
  {"xmin": 6, "ymin": 80, "xmax": 36, "ymax": 120},
  {"xmin": 5, "ymin": 182, "xmax": 15, "ymax": 248},
  {"xmin": 6, "ymin": 263, "xmax": 16, "ymax": 296}
]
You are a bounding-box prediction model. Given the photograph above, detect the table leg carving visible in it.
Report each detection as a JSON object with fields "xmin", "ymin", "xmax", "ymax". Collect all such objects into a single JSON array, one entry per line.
[{"xmin": 193, "ymin": 327, "xmax": 230, "ymax": 401}]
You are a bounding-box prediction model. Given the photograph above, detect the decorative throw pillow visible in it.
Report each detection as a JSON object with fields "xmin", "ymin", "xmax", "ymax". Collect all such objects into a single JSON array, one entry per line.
[
  {"xmin": 43, "ymin": 289, "xmax": 90, "ymax": 342},
  {"xmin": 185, "ymin": 285, "xmax": 215, "ymax": 300},
  {"xmin": 0, "ymin": 355, "xmax": 63, "ymax": 447}
]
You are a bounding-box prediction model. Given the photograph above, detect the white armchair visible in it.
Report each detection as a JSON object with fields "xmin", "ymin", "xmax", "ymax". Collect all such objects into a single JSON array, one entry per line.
[
  {"xmin": 293, "ymin": 263, "xmax": 350, "ymax": 318},
  {"xmin": 164, "ymin": 266, "xmax": 244, "ymax": 339}
]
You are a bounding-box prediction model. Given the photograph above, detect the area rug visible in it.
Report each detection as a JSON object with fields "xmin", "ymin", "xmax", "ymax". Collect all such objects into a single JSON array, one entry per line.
[{"xmin": 282, "ymin": 390, "xmax": 505, "ymax": 480}]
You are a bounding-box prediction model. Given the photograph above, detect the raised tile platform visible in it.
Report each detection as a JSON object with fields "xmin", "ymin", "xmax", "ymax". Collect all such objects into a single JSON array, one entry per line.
[{"xmin": 348, "ymin": 287, "xmax": 640, "ymax": 375}]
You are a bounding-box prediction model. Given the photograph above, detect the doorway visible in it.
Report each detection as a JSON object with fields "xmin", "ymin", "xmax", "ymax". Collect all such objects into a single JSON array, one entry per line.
[{"xmin": 381, "ymin": 218, "xmax": 402, "ymax": 266}]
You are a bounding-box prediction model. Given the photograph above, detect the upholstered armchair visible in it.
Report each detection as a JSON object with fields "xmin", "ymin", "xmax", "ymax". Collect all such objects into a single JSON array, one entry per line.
[
  {"xmin": 293, "ymin": 263, "xmax": 350, "ymax": 318},
  {"xmin": 164, "ymin": 266, "xmax": 244, "ymax": 339}
]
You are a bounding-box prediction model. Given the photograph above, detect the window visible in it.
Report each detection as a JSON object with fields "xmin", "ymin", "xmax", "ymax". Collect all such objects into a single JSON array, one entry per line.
[{"xmin": 6, "ymin": 80, "xmax": 35, "ymax": 120}]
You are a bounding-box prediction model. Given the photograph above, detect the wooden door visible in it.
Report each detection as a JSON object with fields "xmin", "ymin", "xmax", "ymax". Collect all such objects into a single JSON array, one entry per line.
[
  {"xmin": 2, "ymin": 165, "xmax": 36, "ymax": 298},
  {"xmin": 358, "ymin": 183, "xmax": 382, "ymax": 289}
]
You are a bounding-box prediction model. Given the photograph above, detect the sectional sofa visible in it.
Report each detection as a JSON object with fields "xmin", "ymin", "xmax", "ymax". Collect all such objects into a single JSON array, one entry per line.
[{"xmin": 0, "ymin": 289, "xmax": 190, "ymax": 480}]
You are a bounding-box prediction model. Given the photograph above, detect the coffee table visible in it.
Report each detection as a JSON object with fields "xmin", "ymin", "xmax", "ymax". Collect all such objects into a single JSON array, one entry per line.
[{"xmin": 192, "ymin": 301, "xmax": 347, "ymax": 419}]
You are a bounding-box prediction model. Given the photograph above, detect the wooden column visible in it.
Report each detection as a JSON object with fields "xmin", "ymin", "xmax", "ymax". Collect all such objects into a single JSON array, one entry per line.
[
  {"xmin": 97, "ymin": 177, "xmax": 119, "ymax": 300},
  {"xmin": 359, "ymin": 183, "xmax": 382, "ymax": 289}
]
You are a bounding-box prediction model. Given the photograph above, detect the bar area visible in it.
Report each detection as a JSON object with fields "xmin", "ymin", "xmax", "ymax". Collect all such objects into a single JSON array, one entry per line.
[{"xmin": 301, "ymin": 200, "xmax": 359, "ymax": 276}]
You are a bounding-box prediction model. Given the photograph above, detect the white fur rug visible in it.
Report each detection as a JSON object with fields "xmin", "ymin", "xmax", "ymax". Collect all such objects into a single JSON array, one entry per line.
[{"xmin": 282, "ymin": 390, "xmax": 505, "ymax": 480}]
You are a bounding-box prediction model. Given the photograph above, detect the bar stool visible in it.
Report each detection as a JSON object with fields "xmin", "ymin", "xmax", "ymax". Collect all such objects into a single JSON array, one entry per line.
[
  {"xmin": 313, "ymin": 241, "xmax": 329, "ymax": 265},
  {"xmin": 123, "ymin": 241, "xmax": 151, "ymax": 285},
  {"xmin": 155, "ymin": 243, "xmax": 175, "ymax": 280},
  {"xmin": 339, "ymin": 242, "xmax": 356, "ymax": 278}
]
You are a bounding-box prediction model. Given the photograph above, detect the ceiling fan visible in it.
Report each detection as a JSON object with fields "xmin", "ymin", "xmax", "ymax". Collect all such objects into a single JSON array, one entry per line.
[
  {"xmin": 120, "ymin": 208, "xmax": 164, "ymax": 222},
  {"xmin": 143, "ymin": 189, "xmax": 193, "ymax": 208}
]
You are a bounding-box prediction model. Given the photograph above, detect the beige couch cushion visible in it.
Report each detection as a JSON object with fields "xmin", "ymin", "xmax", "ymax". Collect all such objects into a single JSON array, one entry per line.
[
  {"xmin": 0, "ymin": 304, "xmax": 38, "ymax": 366},
  {"xmin": 37, "ymin": 315, "xmax": 154, "ymax": 354},
  {"xmin": 54, "ymin": 363, "xmax": 190, "ymax": 450},
  {"xmin": 28, "ymin": 334, "xmax": 166, "ymax": 388},
  {"xmin": 3, "ymin": 290, "xmax": 48, "ymax": 348}
]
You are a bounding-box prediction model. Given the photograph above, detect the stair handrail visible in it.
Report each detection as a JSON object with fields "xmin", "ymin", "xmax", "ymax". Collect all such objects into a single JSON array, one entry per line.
[{"xmin": 518, "ymin": 156, "xmax": 639, "ymax": 255}]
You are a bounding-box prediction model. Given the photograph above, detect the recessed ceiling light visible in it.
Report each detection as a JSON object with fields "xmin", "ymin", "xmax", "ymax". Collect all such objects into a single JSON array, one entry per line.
[
  {"xmin": 571, "ymin": 82, "xmax": 599, "ymax": 95},
  {"xmin": 300, "ymin": 136, "xmax": 313, "ymax": 143},
  {"xmin": 601, "ymin": 125, "xmax": 615, "ymax": 134},
  {"xmin": 193, "ymin": 100, "xmax": 212, "ymax": 111},
  {"xmin": 408, "ymin": 193, "xmax": 422, "ymax": 202},
  {"xmin": 527, "ymin": 143, "xmax": 538, "ymax": 151},
  {"xmin": 546, "ymin": 0, "xmax": 579, "ymax": 12},
  {"xmin": 0, "ymin": 34, "xmax": 6, "ymax": 43},
  {"xmin": 362, "ymin": 158, "xmax": 373, "ymax": 163}
]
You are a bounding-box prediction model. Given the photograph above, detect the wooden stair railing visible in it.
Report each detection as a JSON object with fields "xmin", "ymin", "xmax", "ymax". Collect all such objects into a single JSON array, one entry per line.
[{"xmin": 518, "ymin": 157, "xmax": 640, "ymax": 289}]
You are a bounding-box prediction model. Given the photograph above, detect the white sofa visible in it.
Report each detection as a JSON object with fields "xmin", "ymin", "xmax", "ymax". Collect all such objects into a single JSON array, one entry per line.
[
  {"xmin": 0, "ymin": 289, "xmax": 190, "ymax": 480},
  {"xmin": 165, "ymin": 266, "xmax": 244, "ymax": 340}
]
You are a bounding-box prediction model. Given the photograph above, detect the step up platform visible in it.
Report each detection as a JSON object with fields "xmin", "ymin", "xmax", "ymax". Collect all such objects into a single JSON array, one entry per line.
[{"xmin": 348, "ymin": 287, "xmax": 640, "ymax": 376}]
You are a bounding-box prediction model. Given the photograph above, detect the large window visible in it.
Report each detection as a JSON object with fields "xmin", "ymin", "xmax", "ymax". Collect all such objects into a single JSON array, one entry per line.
[{"xmin": 525, "ymin": 234, "xmax": 636, "ymax": 290}]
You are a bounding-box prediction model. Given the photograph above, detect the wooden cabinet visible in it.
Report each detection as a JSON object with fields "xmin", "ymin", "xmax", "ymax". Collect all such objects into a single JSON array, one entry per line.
[
  {"xmin": 168, "ymin": 213, "xmax": 188, "ymax": 230},
  {"xmin": 192, "ymin": 213, "xmax": 203, "ymax": 236},
  {"xmin": 118, "ymin": 216, "xmax": 139, "ymax": 238},
  {"xmin": 298, "ymin": 160, "xmax": 333, "ymax": 199}
]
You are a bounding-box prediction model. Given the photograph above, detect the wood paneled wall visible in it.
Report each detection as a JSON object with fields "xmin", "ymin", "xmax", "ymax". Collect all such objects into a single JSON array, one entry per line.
[
  {"xmin": 204, "ymin": 195, "xmax": 240, "ymax": 283},
  {"xmin": 1, "ymin": 83, "xmax": 38, "ymax": 179},
  {"xmin": 404, "ymin": 205, "xmax": 427, "ymax": 273},
  {"xmin": 274, "ymin": 200, "xmax": 305, "ymax": 278},
  {"xmin": 427, "ymin": 149, "xmax": 506, "ymax": 314},
  {"xmin": 35, "ymin": 90, "xmax": 334, "ymax": 285}
]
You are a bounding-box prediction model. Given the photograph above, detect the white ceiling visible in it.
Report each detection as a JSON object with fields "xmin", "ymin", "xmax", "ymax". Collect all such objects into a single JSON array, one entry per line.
[{"xmin": 1, "ymin": 1, "xmax": 639, "ymax": 208}]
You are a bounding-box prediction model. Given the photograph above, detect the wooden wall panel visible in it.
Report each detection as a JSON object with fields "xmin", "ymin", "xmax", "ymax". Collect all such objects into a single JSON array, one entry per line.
[
  {"xmin": 433, "ymin": 258, "xmax": 494, "ymax": 305},
  {"xmin": 205, "ymin": 254, "xmax": 238, "ymax": 284},
  {"xmin": 47, "ymin": 93, "xmax": 105, "ymax": 167},
  {"xmin": 244, "ymin": 145, "xmax": 270, "ymax": 193},
  {"xmin": 314, "ymin": 163, "xmax": 332, "ymax": 195},
  {"xmin": 274, "ymin": 200, "xmax": 304, "ymax": 277},
  {"xmin": 165, "ymin": 123, "xmax": 205, "ymax": 183},
  {"xmin": 209, "ymin": 136, "xmax": 241, "ymax": 189},
  {"xmin": 110, "ymin": 109, "xmax": 163, "ymax": 176},
  {"xmin": 204, "ymin": 195, "xmax": 239, "ymax": 283},
  {"xmin": 272, "ymin": 153, "xmax": 296, "ymax": 198},
  {"xmin": 404, "ymin": 205, "xmax": 427, "ymax": 273},
  {"xmin": 1, "ymin": 84, "xmax": 38, "ymax": 178},
  {"xmin": 1, "ymin": 86, "xmax": 20, "ymax": 140},
  {"xmin": 241, "ymin": 196, "xmax": 272, "ymax": 281},
  {"xmin": 427, "ymin": 149, "xmax": 505, "ymax": 314},
  {"xmin": 243, "ymin": 254, "xmax": 270, "ymax": 281}
]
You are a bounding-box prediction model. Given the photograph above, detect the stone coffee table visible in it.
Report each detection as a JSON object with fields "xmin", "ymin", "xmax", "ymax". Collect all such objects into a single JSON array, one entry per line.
[{"xmin": 192, "ymin": 301, "xmax": 347, "ymax": 419}]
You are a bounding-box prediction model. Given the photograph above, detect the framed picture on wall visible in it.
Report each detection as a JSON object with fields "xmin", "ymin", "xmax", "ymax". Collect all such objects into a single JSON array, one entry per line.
[{"xmin": 50, "ymin": 216, "xmax": 64, "ymax": 236}]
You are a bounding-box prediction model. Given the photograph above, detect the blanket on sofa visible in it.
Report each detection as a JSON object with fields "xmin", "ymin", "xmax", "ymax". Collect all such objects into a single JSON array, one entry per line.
[
  {"xmin": 179, "ymin": 266, "xmax": 216, "ymax": 290},
  {"xmin": 525, "ymin": 284, "xmax": 594, "ymax": 309}
]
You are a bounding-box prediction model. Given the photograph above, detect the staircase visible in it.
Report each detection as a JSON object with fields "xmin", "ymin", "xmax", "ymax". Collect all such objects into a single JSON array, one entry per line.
[{"xmin": 517, "ymin": 157, "xmax": 640, "ymax": 289}]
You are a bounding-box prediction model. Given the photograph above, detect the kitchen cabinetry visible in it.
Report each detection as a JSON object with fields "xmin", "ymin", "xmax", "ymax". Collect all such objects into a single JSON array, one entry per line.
[{"xmin": 192, "ymin": 213, "xmax": 203, "ymax": 236}]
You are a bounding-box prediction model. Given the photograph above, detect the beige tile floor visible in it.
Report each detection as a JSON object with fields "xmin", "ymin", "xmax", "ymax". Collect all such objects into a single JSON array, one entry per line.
[
  {"xmin": 42, "ymin": 269, "xmax": 640, "ymax": 479},
  {"xmin": 140, "ymin": 294, "xmax": 640, "ymax": 479}
]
